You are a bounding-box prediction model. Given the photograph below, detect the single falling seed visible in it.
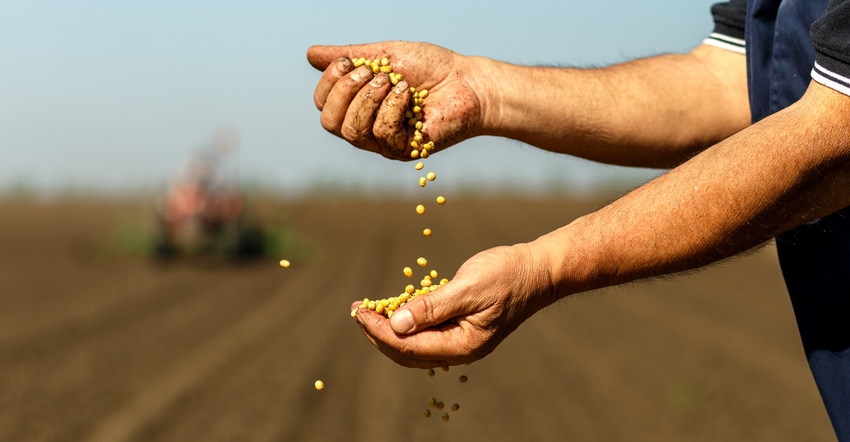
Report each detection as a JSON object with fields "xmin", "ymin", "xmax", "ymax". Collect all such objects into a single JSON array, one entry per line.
[
  {"xmin": 423, "ymin": 409, "xmax": 431, "ymax": 418},
  {"xmin": 416, "ymin": 204, "xmax": 425, "ymax": 215},
  {"xmin": 451, "ymin": 403, "xmax": 460, "ymax": 411},
  {"xmin": 436, "ymin": 401, "xmax": 444, "ymax": 410},
  {"xmin": 459, "ymin": 375, "xmax": 468, "ymax": 383},
  {"xmin": 417, "ymin": 257, "xmax": 428, "ymax": 267},
  {"xmin": 429, "ymin": 397, "xmax": 437, "ymax": 408},
  {"xmin": 436, "ymin": 196, "xmax": 446, "ymax": 205},
  {"xmin": 279, "ymin": 259, "xmax": 291, "ymax": 268},
  {"xmin": 441, "ymin": 413, "xmax": 450, "ymax": 422},
  {"xmin": 441, "ymin": 366, "xmax": 450, "ymax": 372},
  {"xmin": 427, "ymin": 368, "xmax": 436, "ymax": 377},
  {"xmin": 423, "ymin": 228, "xmax": 432, "ymax": 237},
  {"xmin": 415, "ymin": 161, "xmax": 424, "ymax": 170},
  {"xmin": 426, "ymin": 172, "xmax": 436, "ymax": 181},
  {"xmin": 314, "ymin": 380, "xmax": 325, "ymax": 391},
  {"xmin": 403, "ymin": 267, "xmax": 413, "ymax": 277}
]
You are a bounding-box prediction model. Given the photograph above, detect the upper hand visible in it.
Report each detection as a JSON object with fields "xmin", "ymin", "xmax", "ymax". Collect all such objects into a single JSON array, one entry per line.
[{"xmin": 307, "ymin": 41, "xmax": 485, "ymax": 160}]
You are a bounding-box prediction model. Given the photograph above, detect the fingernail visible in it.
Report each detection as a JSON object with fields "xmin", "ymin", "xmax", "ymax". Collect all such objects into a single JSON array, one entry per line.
[{"xmin": 390, "ymin": 309, "xmax": 414, "ymax": 334}]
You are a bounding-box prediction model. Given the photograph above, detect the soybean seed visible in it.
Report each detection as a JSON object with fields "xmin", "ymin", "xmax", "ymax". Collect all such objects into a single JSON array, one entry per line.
[
  {"xmin": 423, "ymin": 228, "xmax": 432, "ymax": 237},
  {"xmin": 427, "ymin": 368, "xmax": 435, "ymax": 377},
  {"xmin": 314, "ymin": 380, "xmax": 325, "ymax": 391},
  {"xmin": 417, "ymin": 257, "xmax": 428, "ymax": 267},
  {"xmin": 436, "ymin": 196, "xmax": 446, "ymax": 205},
  {"xmin": 416, "ymin": 204, "xmax": 425, "ymax": 215},
  {"xmin": 415, "ymin": 161, "xmax": 424, "ymax": 170},
  {"xmin": 436, "ymin": 401, "xmax": 444, "ymax": 410},
  {"xmin": 426, "ymin": 172, "xmax": 436, "ymax": 181},
  {"xmin": 451, "ymin": 403, "xmax": 460, "ymax": 411},
  {"xmin": 442, "ymin": 413, "xmax": 450, "ymax": 422},
  {"xmin": 459, "ymin": 375, "xmax": 468, "ymax": 383},
  {"xmin": 279, "ymin": 259, "xmax": 291, "ymax": 268},
  {"xmin": 423, "ymin": 409, "xmax": 431, "ymax": 418},
  {"xmin": 429, "ymin": 397, "xmax": 437, "ymax": 408},
  {"xmin": 403, "ymin": 266, "xmax": 413, "ymax": 277}
]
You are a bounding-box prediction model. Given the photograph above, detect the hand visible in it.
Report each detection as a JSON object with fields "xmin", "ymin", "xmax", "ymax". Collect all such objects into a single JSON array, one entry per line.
[
  {"xmin": 307, "ymin": 41, "xmax": 485, "ymax": 160},
  {"xmin": 351, "ymin": 244, "xmax": 554, "ymax": 368}
]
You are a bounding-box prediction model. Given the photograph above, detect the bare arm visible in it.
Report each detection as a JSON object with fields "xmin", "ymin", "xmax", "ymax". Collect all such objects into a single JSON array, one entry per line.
[
  {"xmin": 307, "ymin": 42, "xmax": 749, "ymax": 167},
  {"xmin": 477, "ymin": 44, "xmax": 750, "ymax": 167},
  {"xmin": 354, "ymin": 81, "xmax": 850, "ymax": 368}
]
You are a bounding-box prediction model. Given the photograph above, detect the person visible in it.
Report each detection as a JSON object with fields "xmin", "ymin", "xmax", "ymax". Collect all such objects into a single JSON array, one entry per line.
[{"xmin": 307, "ymin": 0, "xmax": 850, "ymax": 438}]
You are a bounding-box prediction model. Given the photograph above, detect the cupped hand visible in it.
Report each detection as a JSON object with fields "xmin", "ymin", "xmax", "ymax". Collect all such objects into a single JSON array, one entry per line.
[
  {"xmin": 351, "ymin": 244, "xmax": 555, "ymax": 368},
  {"xmin": 307, "ymin": 41, "xmax": 485, "ymax": 160}
]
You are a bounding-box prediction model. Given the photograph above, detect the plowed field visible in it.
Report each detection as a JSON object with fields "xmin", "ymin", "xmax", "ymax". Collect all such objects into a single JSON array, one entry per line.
[{"xmin": 0, "ymin": 196, "xmax": 835, "ymax": 441}]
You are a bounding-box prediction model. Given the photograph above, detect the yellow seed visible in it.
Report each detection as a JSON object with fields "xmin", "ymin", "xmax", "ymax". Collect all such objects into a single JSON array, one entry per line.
[
  {"xmin": 314, "ymin": 380, "xmax": 324, "ymax": 391},
  {"xmin": 403, "ymin": 266, "xmax": 413, "ymax": 277},
  {"xmin": 352, "ymin": 57, "xmax": 365, "ymax": 67},
  {"xmin": 423, "ymin": 409, "xmax": 431, "ymax": 418},
  {"xmin": 415, "ymin": 121, "xmax": 423, "ymax": 130},
  {"xmin": 459, "ymin": 375, "xmax": 468, "ymax": 383},
  {"xmin": 407, "ymin": 117, "xmax": 418, "ymax": 126},
  {"xmin": 370, "ymin": 61, "xmax": 379, "ymax": 73},
  {"xmin": 441, "ymin": 413, "xmax": 449, "ymax": 422},
  {"xmin": 410, "ymin": 150, "xmax": 420, "ymax": 159},
  {"xmin": 419, "ymin": 89, "xmax": 429, "ymax": 98},
  {"xmin": 426, "ymin": 172, "xmax": 436, "ymax": 181},
  {"xmin": 414, "ymin": 131, "xmax": 423, "ymax": 142},
  {"xmin": 350, "ymin": 309, "xmax": 356, "ymax": 318},
  {"xmin": 436, "ymin": 196, "xmax": 446, "ymax": 205},
  {"xmin": 436, "ymin": 401, "xmax": 444, "ymax": 410},
  {"xmin": 390, "ymin": 74, "xmax": 400, "ymax": 85},
  {"xmin": 405, "ymin": 110, "xmax": 413, "ymax": 119},
  {"xmin": 440, "ymin": 278, "xmax": 449, "ymax": 285},
  {"xmin": 380, "ymin": 65, "xmax": 392, "ymax": 73},
  {"xmin": 441, "ymin": 366, "xmax": 449, "ymax": 372},
  {"xmin": 427, "ymin": 368, "xmax": 435, "ymax": 377},
  {"xmin": 376, "ymin": 303, "xmax": 384, "ymax": 314},
  {"xmin": 410, "ymin": 140, "xmax": 420, "ymax": 149},
  {"xmin": 415, "ymin": 161, "xmax": 424, "ymax": 170},
  {"xmin": 429, "ymin": 397, "xmax": 437, "ymax": 408},
  {"xmin": 451, "ymin": 403, "xmax": 460, "ymax": 411},
  {"xmin": 367, "ymin": 301, "xmax": 376, "ymax": 310},
  {"xmin": 417, "ymin": 257, "xmax": 428, "ymax": 267},
  {"xmin": 380, "ymin": 57, "xmax": 389, "ymax": 66},
  {"xmin": 421, "ymin": 278, "xmax": 432, "ymax": 287},
  {"xmin": 416, "ymin": 204, "xmax": 425, "ymax": 215},
  {"xmin": 420, "ymin": 149, "xmax": 430, "ymax": 159},
  {"xmin": 360, "ymin": 298, "xmax": 369, "ymax": 308},
  {"xmin": 412, "ymin": 105, "xmax": 422, "ymax": 114},
  {"xmin": 430, "ymin": 269, "xmax": 438, "ymax": 279},
  {"xmin": 419, "ymin": 177, "xmax": 427, "ymax": 187},
  {"xmin": 414, "ymin": 112, "xmax": 423, "ymax": 120},
  {"xmin": 405, "ymin": 284, "xmax": 416, "ymax": 294},
  {"xmin": 279, "ymin": 259, "xmax": 291, "ymax": 268},
  {"xmin": 387, "ymin": 309, "xmax": 393, "ymax": 318},
  {"xmin": 409, "ymin": 86, "xmax": 416, "ymax": 93},
  {"xmin": 423, "ymin": 228, "xmax": 432, "ymax": 237}
]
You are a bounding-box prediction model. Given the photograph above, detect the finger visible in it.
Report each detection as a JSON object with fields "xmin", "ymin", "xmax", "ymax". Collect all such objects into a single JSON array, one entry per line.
[
  {"xmin": 374, "ymin": 80, "xmax": 413, "ymax": 159},
  {"xmin": 355, "ymin": 310, "xmax": 458, "ymax": 368},
  {"xmin": 307, "ymin": 44, "xmax": 373, "ymax": 71},
  {"xmin": 319, "ymin": 65, "xmax": 375, "ymax": 136},
  {"xmin": 389, "ymin": 281, "xmax": 471, "ymax": 334},
  {"xmin": 314, "ymin": 57, "xmax": 355, "ymax": 110},
  {"xmin": 340, "ymin": 72, "xmax": 393, "ymax": 154}
]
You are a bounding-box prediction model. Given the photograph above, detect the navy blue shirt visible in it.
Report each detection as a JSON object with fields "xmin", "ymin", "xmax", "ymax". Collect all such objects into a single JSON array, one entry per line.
[{"xmin": 708, "ymin": 1, "xmax": 850, "ymax": 439}]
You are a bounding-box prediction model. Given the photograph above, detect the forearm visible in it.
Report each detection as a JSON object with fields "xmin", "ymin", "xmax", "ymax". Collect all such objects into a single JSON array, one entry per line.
[
  {"xmin": 473, "ymin": 45, "xmax": 750, "ymax": 168},
  {"xmin": 528, "ymin": 82, "xmax": 850, "ymax": 306}
]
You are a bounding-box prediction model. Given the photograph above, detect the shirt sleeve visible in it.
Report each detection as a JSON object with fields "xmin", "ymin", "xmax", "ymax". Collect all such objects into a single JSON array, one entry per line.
[
  {"xmin": 704, "ymin": 0, "xmax": 748, "ymax": 54},
  {"xmin": 811, "ymin": 0, "xmax": 850, "ymax": 96}
]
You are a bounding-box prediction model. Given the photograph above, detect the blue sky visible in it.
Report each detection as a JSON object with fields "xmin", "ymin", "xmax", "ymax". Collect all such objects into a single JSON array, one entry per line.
[{"xmin": 0, "ymin": 1, "xmax": 717, "ymax": 196}]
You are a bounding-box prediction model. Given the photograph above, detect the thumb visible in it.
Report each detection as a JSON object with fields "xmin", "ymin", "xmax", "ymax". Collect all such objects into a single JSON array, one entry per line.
[
  {"xmin": 390, "ymin": 284, "xmax": 465, "ymax": 334},
  {"xmin": 306, "ymin": 44, "xmax": 374, "ymax": 71}
]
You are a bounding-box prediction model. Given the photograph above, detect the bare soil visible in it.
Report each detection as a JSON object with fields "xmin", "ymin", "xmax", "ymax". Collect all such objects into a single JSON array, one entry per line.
[{"xmin": 0, "ymin": 196, "xmax": 836, "ymax": 441}]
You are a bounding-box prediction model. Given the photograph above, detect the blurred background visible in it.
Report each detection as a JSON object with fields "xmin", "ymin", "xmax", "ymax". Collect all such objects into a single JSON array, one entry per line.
[{"xmin": 0, "ymin": 1, "xmax": 838, "ymax": 441}]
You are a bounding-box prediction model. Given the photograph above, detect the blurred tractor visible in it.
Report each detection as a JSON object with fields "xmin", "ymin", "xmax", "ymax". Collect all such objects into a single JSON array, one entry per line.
[{"xmin": 153, "ymin": 129, "xmax": 265, "ymax": 261}]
